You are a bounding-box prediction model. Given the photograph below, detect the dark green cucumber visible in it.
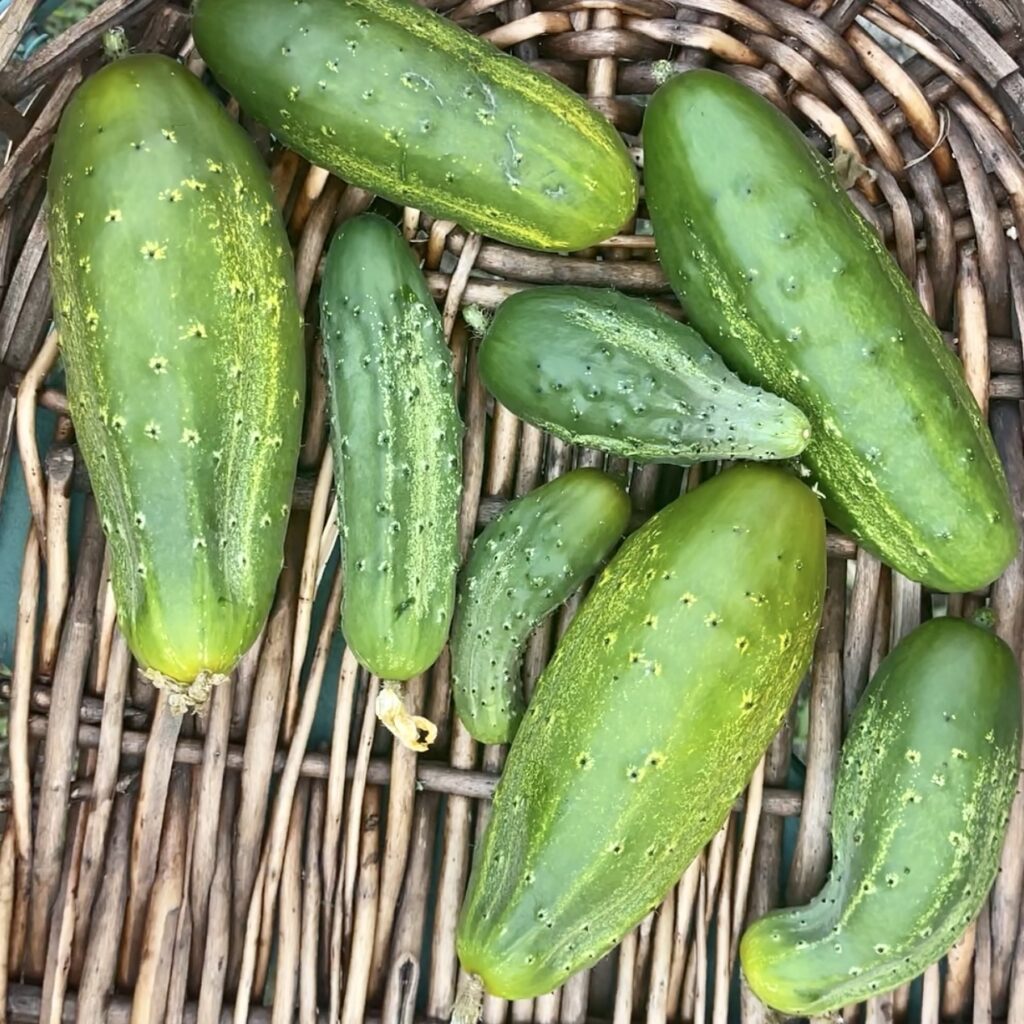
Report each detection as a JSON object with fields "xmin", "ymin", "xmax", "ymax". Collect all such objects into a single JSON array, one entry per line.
[
  {"xmin": 644, "ymin": 69, "xmax": 1017, "ymax": 592},
  {"xmin": 456, "ymin": 465, "xmax": 825, "ymax": 1000},
  {"xmin": 47, "ymin": 55, "xmax": 304, "ymax": 705},
  {"xmin": 451, "ymin": 468, "xmax": 630, "ymax": 744},
  {"xmin": 741, "ymin": 616, "xmax": 1020, "ymax": 1015},
  {"xmin": 192, "ymin": 0, "xmax": 637, "ymax": 252},
  {"xmin": 478, "ymin": 286, "xmax": 811, "ymax": 465},
  {"xmin": 320, "ymin": 214, "xmax": 462, "ymax": 681}
]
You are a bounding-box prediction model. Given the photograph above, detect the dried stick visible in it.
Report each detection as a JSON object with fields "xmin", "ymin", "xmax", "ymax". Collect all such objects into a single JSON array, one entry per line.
[
  {"xmin": 9, "ymin": 526, "xmax": 38, "ymax": 966},
  {"xmin": 711, "ymin": 826, "xmax": 736, "ymax": 1024},
  {"xmin": 0, "ymin": 828, "xmax": 14, "ymax": 1024},
  {"xmin": 271, "ymin": 782, "xmax": 309, "ymax": 1024},
  {"xmin": 370, "ymin": 673, "xmax": 427, "ymax": 998},
  {"xmin": 39, "ymin": 447, "xmax": 74, "ymax": 675},
  {"xmin": 340, "ymin": 787, "xmax": 382, "ymax": 1024},
  {"xmin": 71, "ymin": 628, "xmax": 129, "ymax": 976},
  {"xmin": 646, "ymin": 886, "xmax": 675, "ymax": 1023},
  {"xmin": 75, "ymin": 794, "xmax": 134, "ymax": 1022},
  {"xmin": 230, "ymin": 523, "xmax": 303, "ymax": 984},
  {"xmin": 379, "ymin": 793, "xmax": 442, "ymax": 1024},
  {"xmin": 187, "ymin": 679, "xmax": 233, "ymax": 985},
  {"xmin": 285, "ymin": 450, "xmax": 335, "ymax": 739},
  {"xmin": 116, "ymin": 693, "xmax": 183, "ymax": 987},
  {"xmin": 195, "ymin": 778, "xmax": 236, "ymax": 1024},
  {"xmin": 787, "ymin": 559, "xmax": 846, "ymax": 905},
  {"xmin": 730, "ymin": 757, "xmax": 766, "ymax": 963},
  {"xmin": 300, "ymin": 782, "xmax": 325, "ymax": 1024},
  {"xmin": 130, "ymin": 768, "xmax": 189, "ymax": 1024},
  {"xmin": 38, "ymin": 806, "xmax": 86, "ymax": 1024},
  {"xmin": 343, "ymin": 674, "xmax": 382, "ymax": 947},
  {"xmin": 321, "ymin": 647, "xmax": 361, "ymax": 991},
  {"xmin": 29, "ymin": 504, "xmax": 105, "ymax": 978},
  {"xmin": 613, "ymin": 929, "xmax": 639, "ymax": 1024},
  {"xmin": 250, "ymin": 569, "xmax": 343, "ymax": 989},
  {"xmin": 14, "ymin": 328, "xmax": 57, "ymax": 551}
]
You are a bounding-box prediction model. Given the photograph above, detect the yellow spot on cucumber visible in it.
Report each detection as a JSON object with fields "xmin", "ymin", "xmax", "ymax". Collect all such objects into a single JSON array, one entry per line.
[{"xmin": 182, "ymin": 322, "xmax": 207, "ymax": 340}]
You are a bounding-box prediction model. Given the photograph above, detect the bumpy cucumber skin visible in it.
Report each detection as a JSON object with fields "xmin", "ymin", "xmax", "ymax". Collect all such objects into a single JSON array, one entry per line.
[
  {"xmin": 644, "ymin": 70, "xmax": 1017, "ymax": 592},
  {"xmin": 451, "ymin": 468, "xmax": 630, "ymax": 744},
  {"xmin": 456, "ymin": 465, "xmax": 826, "ymax": 999},
  {"xmin": 479, "ymin": 286, "xmax": 811, "ymax": 465},
  {"xmin": 47, "ymin": 55, "xmax": 304, "ymax": 686},
  {"xmin": 320, "ymin": 214, "xmax": 463, "ymax": 681},
  {"xmin": 741, "ymin": 617, "xmax": 1020, "ymax": 1015},
  {"xmin": 192, "ymin": 0, "xmax": 637, "ymax": 252}
]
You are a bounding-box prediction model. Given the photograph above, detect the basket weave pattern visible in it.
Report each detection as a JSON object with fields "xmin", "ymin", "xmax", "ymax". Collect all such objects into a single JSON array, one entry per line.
[{"xmin": 0, "ymin": 0, "xmax": 1023, "ymax": 1020}]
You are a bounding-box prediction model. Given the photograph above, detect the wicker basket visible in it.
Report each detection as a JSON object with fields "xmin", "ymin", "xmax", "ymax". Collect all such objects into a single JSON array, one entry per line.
[{"xmin": 1, "ymin": 0, "xmax": 1023, "ymax": 1020}]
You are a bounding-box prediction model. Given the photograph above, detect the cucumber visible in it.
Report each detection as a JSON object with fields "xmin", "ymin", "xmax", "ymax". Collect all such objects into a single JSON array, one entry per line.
[
  {"xmin": 47, "ymin": 55, "xmax": 304, "ymax": 707},
  {"xmin": 740, "ymin": 616, "xmax": 1020, "ymax": 1015},
  {"xmin": 320, "ymin": 213, "xmax": 462, "ymax": 682},
  {"xmin": 451, "ymin": 468, "xmax": 630, "ymax": 744},
  {"xmin": 478, "ymin": 286, "xmax": 811, "ymax": 465},
  {"xmin": 191, "ymin": 0, "xmax": 637, "ymax": 252},
  {"xmin": 644, "ymin": 70, "xmax": 1017, "ymax": 592},
  {"xmin": 455, "ymin": 464, "xmax": 825, "ymax": 1001}
]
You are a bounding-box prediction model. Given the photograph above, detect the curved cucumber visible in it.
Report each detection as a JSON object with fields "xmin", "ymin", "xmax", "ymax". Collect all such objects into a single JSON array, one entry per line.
[
  {"xmin": 456, "ymin": 465, "xmax": 826, "ymax": 1000},
  {"xmin": 192, "ymin": 0, "xmax": 637, "ymax": 252},
  {"xmin": 47, "ymin": 55, "xmax": 304, "ymax": 703},
  {"xmin": 451, "ymin": 468, "xmax": 630, "ymax": 744},
  {"xmin": 741, "ymin": 617, "xmax": 1020, "ymax": 1015},
  {"xmin": 644, "ymin": 69, "xmax": 1017, "ymax": 592},
  {"xmin": 320, "ymin": 214, "xmax": 463, "ymax": 681},
  {"xmin": 478, "ymin": 286, "xmax": 811, "ymax": 465}
]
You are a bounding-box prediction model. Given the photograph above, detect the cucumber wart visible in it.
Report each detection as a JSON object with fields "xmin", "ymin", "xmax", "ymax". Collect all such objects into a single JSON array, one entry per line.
[{"xmin": 47, "ymin": 54, "xmax": 305, "ymax": 708}]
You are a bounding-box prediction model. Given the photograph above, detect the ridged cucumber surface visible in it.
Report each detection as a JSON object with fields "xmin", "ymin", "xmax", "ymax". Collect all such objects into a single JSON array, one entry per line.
[
  {"xmin": 478, "ymin": 286, "xmax": 811, "ymax": 465},
  {"xmin": 47, "ymin": 55, "xmax": 304, "ymax": 703},
  {"xmin": 741, "ymin": 616, "xmax": 1020, "ymax": 1015},
  {"xmin": 451, "ymin": 468, "xmax": 630, "ymax": 743},
  {"xmin": 456, "ymin": 464, "xmax": 825, "ymax": 1000},
  {"xmin": 192, "ymin": 0, "xmax": 637, "ymax": 251},
  {"xmin": 320, "ymin": 214, "xmax": 463, "ymax": 680},
  {"xmin": 644, "ymin": 69, "xmax": 1017, "ymax": 592}
]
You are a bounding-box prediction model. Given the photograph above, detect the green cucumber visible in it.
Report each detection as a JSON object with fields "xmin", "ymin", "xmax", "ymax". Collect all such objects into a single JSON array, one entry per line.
[
  {"xmin": 456, "ymin": 464, "xmax": 825, "ymax": 1001},
  {"xmin": 191, "ymin": 0, "xmax": 637, "ymax": 252},
  {"xmin": 478, "ymin": 286, "xmax": 811, "ymax": 465},
  {"xmin": 320, "ymin": 213, "xmax": 462, "ymax": 681},
  {"xmin": 47, "ymin": 55, "xmax": 304, "ymax": 706},
  {"xmin": 451, "ymin": 468, "xmax": 630, "ymax": 744},
  {"xmin": 644, "ymin": 69, "xmax": 1017, "ymax": 592},
  {"xmin": 740, "ymin": 616, "xmax": 1020, "ymax": 1015}
]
